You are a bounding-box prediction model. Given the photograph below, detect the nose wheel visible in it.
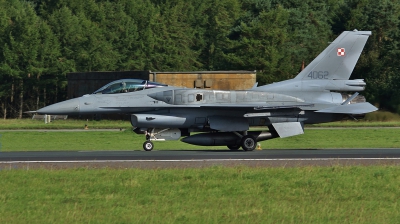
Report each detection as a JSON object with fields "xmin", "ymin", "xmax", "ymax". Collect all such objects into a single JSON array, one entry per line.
[
  {"xmin": 142, "ymin": 132, "xmax": 154, "ymax": 151},
  {"xmin": 143, "ymin": 140, "xmax": 154, "ymax": 151}
]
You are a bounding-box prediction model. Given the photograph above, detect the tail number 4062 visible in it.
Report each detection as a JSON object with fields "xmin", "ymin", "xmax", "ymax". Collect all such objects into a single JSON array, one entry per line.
[{"xmin": 308, "ymin": 71, "xmax": 329, "ymax": 79}]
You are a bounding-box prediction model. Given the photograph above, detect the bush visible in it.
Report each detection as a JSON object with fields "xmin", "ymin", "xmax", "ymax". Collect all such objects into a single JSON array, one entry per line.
[{"xmin": 364, "ymin": 111, "xmax": 400, "ymax": 121}]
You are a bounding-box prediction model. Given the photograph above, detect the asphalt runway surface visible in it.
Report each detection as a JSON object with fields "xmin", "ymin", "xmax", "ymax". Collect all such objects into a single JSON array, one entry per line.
[{"xmin": 1, "ymin": 148, "xmax": 400, "ymax": 169}]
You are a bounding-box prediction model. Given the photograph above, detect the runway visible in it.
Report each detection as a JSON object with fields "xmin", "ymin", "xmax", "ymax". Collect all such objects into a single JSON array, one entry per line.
[{"xmin": 1, "ymin": 148, "xmax": 400, "ymax": 169}]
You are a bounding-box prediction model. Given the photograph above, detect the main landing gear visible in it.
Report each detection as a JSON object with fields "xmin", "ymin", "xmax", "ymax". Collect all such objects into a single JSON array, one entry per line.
[
  {"xmin": 229, "ymin": 132, "xmax": 257, "ymax": 151},
  {"xmin": 241, "ymin": 135, "xmax": 257, "ymax": 151}
]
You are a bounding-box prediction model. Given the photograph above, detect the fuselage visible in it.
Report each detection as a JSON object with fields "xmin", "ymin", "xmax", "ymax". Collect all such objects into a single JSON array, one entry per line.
[{"xmin": 37, "ymin": 79, "xmax": 350, "ymax": 130}]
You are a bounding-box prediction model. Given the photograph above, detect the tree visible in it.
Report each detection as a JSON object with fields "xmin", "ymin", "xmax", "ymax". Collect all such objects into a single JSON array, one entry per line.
[
  {"xmin": 195, "ymin": 0, "xmax": 242, "ymax": 70},
  {"xmin": 148, "ymin": 0, "xmax": 200, "ymax": 70},
  {"xmin": 47, "ymin": 4, "xmax": 119, "ymax": 73},
  {"xmin": 224, "ymin": 0, "xmax": 338, "ymax": 84},
  {"xmin": 95, "ymin": 1, "xmax": 141, "ymax": 70},
  {"xmin": 0, "ymin": 0, "xmax": 10, "ymax": 118},
  {"xmin": 0, "ymin": 1, "xmax": 43, "ymax": 118},
  {"xmin": 118, "ymin": 0, "xmax": 160, "ymax": 70},
  {"xmin": 30, "ymin": 19, "xmax": 62, "ymax": 109},
  {"xmin": 226, "ymin": 4, "xmax": 291, "ymax": 84},
  {"xmin": 344, "ymin": 0, "xmax": 400, "ymax": 112},
  {"xmin": 277, "ymin": 0, "xmax": 339, "ymax": 80}
]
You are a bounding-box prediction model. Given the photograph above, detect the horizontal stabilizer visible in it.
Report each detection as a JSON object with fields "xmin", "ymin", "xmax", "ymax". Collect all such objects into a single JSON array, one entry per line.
[
  {"xmin": 315, "ymin": 102, "xmax": 377, "ymax": 114},
  {"xmin": 271, "ymin": 122, "xmax": 304, "ymax": 138}
]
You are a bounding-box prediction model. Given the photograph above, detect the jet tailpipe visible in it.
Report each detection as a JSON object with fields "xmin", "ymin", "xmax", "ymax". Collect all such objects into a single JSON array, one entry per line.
[{"xmin": 181, "ymin": 131, "xmax": 276, "ymax": 146}]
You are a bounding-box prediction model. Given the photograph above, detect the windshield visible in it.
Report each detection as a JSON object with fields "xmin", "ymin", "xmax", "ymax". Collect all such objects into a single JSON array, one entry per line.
[{"xmin": 93, "ymin": 79, "xmax": 167, "ymax": 94}]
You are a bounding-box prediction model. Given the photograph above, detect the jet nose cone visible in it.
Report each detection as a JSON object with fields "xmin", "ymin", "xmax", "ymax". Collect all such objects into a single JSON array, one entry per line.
[{"xmin": 37, "ymin": 98, "xmax": 80, "ymax": 115}]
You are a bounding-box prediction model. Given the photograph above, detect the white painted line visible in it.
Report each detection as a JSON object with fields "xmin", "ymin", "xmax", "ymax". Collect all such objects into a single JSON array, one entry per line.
[{"xmin": 1, "ymin": 158, "xmax": 400, "ymax": 164}]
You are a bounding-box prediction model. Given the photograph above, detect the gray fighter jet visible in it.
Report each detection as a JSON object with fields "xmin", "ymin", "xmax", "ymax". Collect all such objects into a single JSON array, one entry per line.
[{"xmin": 38, "ymin": 30, "xmax": 377, "ymax": 151}]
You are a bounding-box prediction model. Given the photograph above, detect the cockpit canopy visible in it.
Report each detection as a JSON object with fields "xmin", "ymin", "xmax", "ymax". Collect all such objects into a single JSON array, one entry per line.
[{"xmin": 92, "ymin": 79, "xmax": 167, "ymax": 94}]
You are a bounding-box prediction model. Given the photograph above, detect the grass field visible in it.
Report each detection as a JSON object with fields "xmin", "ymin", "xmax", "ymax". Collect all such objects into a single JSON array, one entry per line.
[
  {"xmin": 1, "ymin": 111, "xmax": 400, "ymax": 130},
  {"xmin": 0, "ymin": 118, "xmax": 131, "ymax": 130},
  {"xmin": 1, "ymin": 166, "xmax": 399, "ymax": 223},
  {"xmin": 1, "ymin": 128, "xmax": 400, "ymax": 151},
  {"xmin": 1, "ymin": 116, "xmax": 399, "ymax": 223}
]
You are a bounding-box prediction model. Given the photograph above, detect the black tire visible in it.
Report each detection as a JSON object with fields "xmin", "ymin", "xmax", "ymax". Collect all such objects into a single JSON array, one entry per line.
[
  {"xmin": 241, "ymin": 135, "xmax": 256, "ymax": 151},
  {"xmin": 227, "ymin": 145, "xmax": 240, "ymax": 150},
  {"xmin": 143, "ymin": 141, "xmax": 154, "ymax": 151}
]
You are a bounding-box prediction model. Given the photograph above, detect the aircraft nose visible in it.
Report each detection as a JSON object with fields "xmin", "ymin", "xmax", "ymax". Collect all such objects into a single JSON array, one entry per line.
[{"xmin": 37, "ymin": 98, "xmax": 80, "ymax": 115}]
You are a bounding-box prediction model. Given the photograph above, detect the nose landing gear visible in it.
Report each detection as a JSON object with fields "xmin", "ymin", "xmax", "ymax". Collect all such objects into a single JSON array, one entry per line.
[
  {"xmin": 143, "ymin": 140, "xmax": 154, "ymax": 151},
  {"xmin": 141, "ymin": 128, "xmax": 182, "ymax": 151}
]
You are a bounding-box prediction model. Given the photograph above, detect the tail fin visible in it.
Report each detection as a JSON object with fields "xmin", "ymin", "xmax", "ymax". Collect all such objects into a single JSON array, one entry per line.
[
  {"xmin": 255, "ymin": 30, "xmax": 371, "ymax": 92},
  {"xmin": 295, "ymin": 30, "xmax": 371, "ymax": 80}
]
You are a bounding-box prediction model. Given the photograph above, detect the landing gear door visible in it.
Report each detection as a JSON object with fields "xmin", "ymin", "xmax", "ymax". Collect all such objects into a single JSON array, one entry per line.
[{"xmin": 151, "ymin": 128, "xmax": 181, "ymax": 141}]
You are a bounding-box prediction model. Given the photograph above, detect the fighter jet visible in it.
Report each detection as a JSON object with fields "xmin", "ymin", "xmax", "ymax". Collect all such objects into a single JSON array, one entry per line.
[{"xmin": 37, "ymin": 30, "xmax": 377, "ymax": 151}]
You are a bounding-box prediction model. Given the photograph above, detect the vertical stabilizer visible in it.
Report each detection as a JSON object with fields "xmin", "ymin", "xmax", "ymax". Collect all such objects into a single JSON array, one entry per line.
[{"xmin": 295, "ymin": 30, "xmax": 371, "ymax": 80}]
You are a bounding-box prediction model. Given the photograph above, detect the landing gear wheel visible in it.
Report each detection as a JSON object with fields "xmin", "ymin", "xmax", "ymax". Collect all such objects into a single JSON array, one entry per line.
[
  {"xmin": 241, "ymin": 135, "xmax": 256, "ymax": 151},
  {"xmin": 227, "ymin": 145, "xmax": 240, "ymax": 150},
  {"xmin": 143, "ymin": 141, "xmax": 154, "ymax": 151}
]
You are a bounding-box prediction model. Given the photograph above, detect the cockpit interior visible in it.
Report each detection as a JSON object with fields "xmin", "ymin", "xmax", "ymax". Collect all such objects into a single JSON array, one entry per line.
[{"xmin": 93, "ymin": 79, "xmax": 167, "ymax": 94}]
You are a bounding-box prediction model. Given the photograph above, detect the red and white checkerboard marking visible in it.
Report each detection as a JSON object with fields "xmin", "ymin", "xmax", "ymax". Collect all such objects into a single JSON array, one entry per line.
[{"xmin": 337, "ymin": 48, "xmax": 345, "ymax": 56}]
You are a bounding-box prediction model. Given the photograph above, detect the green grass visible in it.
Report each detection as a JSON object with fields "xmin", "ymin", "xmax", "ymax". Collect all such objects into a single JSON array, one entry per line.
[
  {"xmin": 1, "ymin": 128, "xmax": 400, "ymax": 151},
  {"xmin": 0, "ymin": 119, "xmax": 131, "ymax": 129},
  {"xmin": 309, "ymin": 121, "xmax": 400, "ymax": 127},
  {"xmin": 0, "ymin": 166, "xmax": 399, "ymax": 223},
  {"xmin": 1, "ymin": 112, "xmax": 400, "ymax": 131}
]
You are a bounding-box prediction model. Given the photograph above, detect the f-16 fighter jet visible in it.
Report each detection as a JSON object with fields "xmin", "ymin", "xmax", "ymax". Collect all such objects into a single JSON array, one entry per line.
[{"xmin": 38, "ymin": 30, "xmax": 377, "ymax": 151}]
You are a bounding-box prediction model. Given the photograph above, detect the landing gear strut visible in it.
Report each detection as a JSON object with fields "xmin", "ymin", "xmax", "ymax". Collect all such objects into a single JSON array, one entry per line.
[{"xmin": 142, "ymin": 131, "xmax": 154, "ymax": 151}]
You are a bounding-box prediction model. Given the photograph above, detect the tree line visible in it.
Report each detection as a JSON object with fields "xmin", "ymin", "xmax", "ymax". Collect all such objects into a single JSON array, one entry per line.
[{"xmin": 0, "ymin": 0, "xmax": 399, "ymax": 118}]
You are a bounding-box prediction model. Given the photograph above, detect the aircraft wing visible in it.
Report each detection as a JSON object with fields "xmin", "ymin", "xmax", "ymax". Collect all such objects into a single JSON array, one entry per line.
[
  {"xmin": 96, "ymin": 102, "xmax": 314, "ymax": 114},
  {"xmin": 197, "ymin": 102, "xmax": 314, "ymax": 110},
  {"xmin": 98, "ymin": 102, "xmax": 375, "ymax": 115}
]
